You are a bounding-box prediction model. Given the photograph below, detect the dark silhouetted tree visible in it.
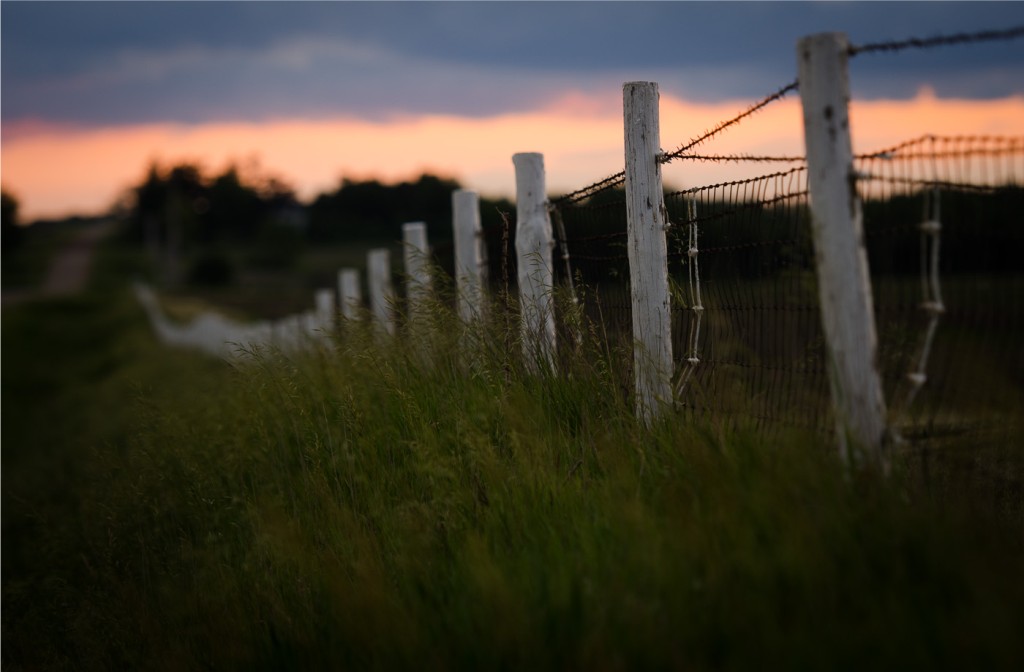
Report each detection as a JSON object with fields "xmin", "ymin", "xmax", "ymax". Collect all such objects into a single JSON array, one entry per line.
[{"xmin": 2, "ymin": 190, "xmax": 23, "ymax": 254}]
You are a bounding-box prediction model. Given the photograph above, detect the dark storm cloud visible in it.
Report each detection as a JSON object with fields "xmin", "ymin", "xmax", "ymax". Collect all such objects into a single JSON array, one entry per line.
[{"xmin": 2, "ymin": 1, "xmax": 1022, "ymax": 126}]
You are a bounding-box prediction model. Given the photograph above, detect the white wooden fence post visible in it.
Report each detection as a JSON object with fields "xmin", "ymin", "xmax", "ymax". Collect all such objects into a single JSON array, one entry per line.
[
  {"xmin": 623, "ymin": 81, "xmax": 673, "ymax": 422},
  {"xmin": 314, "ymin": 288, "xmax": 336, "ymax": 336},
  {"xmin": 798, "ymin": 32, "xmax": 888, "ymax": 462},
  {"xmin": 302, "ymin": 311, "xmax": 320, "ymax": 343},
  {"xmin": 513, "ymin": 152, "xmax": 556, "ymax": 372},
  {"xmin": 338, "ymin": 268, "xmax": 362, "ymax": 322},
  {"xmin": 402, "ymin": 221, "xmax": 431, "ymax": 323},
  {"xmin": 367, "ymin": 248, "xmax": 396, "ymax": 336},
  {"xmin": 452, "ymin": 189, "xmax": 487, "ymax": 323}
]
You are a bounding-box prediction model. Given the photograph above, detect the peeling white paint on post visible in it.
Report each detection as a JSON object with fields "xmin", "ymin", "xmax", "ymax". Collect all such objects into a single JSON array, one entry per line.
[
  {"xmin": 798, "ymin": 33, "xmax": 888, "ymax": 462},
  {"xmin": 338, "ymin": 268, "xmax": 362, "ymax": 321},
  {"xmin": 623, "ymin": 81, "xmax": 672, "ymax": 422},
  {"xmin": 402, "ymin": 221, "xmax": 431, "ymax": 323},
  {"xmin": 452, "ymin": 189, "xmax": 486, "ymax": 322},
  {"xmin": 367, "ymin": 248, "xmax": 396, "ymax": 335},
  {"xmin": 513, "ymin": 152, "xmax": 555, "ymax": 372}
]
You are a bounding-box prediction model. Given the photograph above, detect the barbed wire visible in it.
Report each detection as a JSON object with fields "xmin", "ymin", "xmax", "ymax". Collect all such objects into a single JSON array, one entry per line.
[
  {"xmin": 552, "ymin": 80, "xmax": 800, "ymax": 206},
  {"xmin": 667, "ymin": 153, "xmax": 805, "ymax": 163},
  {"xmin": 552, "ymin": 171, "xmax": 626, "ymax": 206},
  {"xmin": 849, "ymin": 25, "xmax": 1024, "ymax": 56},
  {"xmin": 856, "ymin": 135, "xmax": 1023, "ymax": 159},
  {"xmin": 660, "ymin": 80, "xmax": 800, "ymax": 164},
  {"xmin": 552, "ymin": 25, "xmax": 1021, "ymax": 208}
]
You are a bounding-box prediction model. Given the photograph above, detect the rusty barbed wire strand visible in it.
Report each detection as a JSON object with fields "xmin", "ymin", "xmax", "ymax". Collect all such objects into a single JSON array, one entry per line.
[
  {"xmin": 849, "ymin": 25, "xmax": 1024, "ymax": 56},
  {"xmin": 552, "ymin": 25, "xmax": 1022, "ymax": 207},
  {"xmin": 660, "ymin": 80, "xmax": 800, "ymax": 163},
  {"xmin": 857, "ymin": 148, "xmax": 1023, "ymax": 161},
  {"xmin": 552, "ymin": 171, "xmax": 627, "ymax": 206},
  {"xmin": 552, "ymin": 80, "xmax": 801, "ymax": 205},
  {"xmin": 667, "ymin": 154, "xmax": 806, "ymax": 163},
  {"xmin": 856, "ymin": 135, "xmax": 1023, "ymax": 159}
]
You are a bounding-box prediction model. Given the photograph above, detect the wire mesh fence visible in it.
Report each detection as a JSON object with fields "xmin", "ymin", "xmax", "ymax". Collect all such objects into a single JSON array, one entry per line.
[
  {"xmin": 857, "ymin": 135, "xmax": 1024, "ymax": 442},
  {"xmin": 664, "ymin": 166, "xmax": 829, "ymax": 434},
  {"xmin": 548, "ymin": 135, "xmax": 1023, "ymax": 441},
  {"xmin": 399, "ymin": 26, "xmax": 1024, "ymax": 445}
]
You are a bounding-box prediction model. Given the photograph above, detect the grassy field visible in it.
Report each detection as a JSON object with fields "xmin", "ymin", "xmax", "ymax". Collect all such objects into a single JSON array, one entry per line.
[{"xmin": 3, "ymin": 238, "xmax": 1024, "ymax": 670}]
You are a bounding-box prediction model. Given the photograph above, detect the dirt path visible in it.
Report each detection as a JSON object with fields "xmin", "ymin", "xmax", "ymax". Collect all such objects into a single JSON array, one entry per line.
[{"xmin": 2, "ymin": 219, "xmax": 116, "ymax": 308}]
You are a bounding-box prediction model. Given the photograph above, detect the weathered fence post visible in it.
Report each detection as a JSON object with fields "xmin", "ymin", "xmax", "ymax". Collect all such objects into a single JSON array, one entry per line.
[
  {"xmin": 513, "ymin": 152, "xmax": 556, "ymax": 372},
  {"xmin": 302, "ymin": 311, "xmax": 320, "ymax": 343},
  {"xmin": 277, "ymin": 314, "xmax": 302, "ymax": 351},
  {"xmin": 623, "ymin": 81, "xmax": 673, "ymax": 422},
  {"xmin": 338, "ymin": 268, "xmax": 362, "ymax": 321},
  {"xmin": 367, "ymin": 249, "xmax": 396, "ymax": 336},
  {"xmin": 402, "ymin": 221, "xmax": 432, "ymax": 323},
  {"xmin": 314, "ymin": 288, "xmax": 336, "ymax": 336},
  {"xmin": 452, "ymin": 189, "xmax": 487, "ymax": 323},
  {"xmin": 798, "ymin": 32, "xmax": 888, "ymax": 463}
]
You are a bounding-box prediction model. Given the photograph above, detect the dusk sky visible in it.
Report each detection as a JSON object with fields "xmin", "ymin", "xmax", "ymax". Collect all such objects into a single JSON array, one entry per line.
[{"xmin": 3, "ymin": 1, "xmax": 1023, "ymax": 221}]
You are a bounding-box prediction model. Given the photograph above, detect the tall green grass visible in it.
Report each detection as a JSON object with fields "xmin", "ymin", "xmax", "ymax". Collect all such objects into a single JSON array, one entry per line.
[{"xmin": 3, "ymin": 254, "xmax": 1023, "ymax": 670}]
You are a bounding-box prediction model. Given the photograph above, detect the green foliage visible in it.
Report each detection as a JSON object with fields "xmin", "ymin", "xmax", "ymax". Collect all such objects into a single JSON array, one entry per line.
[{"xmin": 3, "ymin": 260, "xmax": 1023, "ymax": 670}]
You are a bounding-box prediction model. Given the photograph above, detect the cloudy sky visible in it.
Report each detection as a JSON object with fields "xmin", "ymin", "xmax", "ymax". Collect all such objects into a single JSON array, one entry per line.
[{"xmin": 3, "ymin": 1, "xmax": 1023, "ymax": 221}]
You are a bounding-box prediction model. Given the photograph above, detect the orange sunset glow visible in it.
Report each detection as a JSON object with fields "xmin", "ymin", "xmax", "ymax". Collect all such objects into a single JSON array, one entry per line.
[{"xmin": 3, "ymin": 88, "xmax": 1022, "ymax": 222}]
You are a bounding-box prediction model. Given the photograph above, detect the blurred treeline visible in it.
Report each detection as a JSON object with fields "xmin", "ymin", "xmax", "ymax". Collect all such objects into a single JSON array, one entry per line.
[
  {"xmin": 556, "ymin": 184, "xmax": 1024, "ymax": 279},
  {"xmin": 120, "ymin": 162, "xmax": 513, "ymax": 287}
]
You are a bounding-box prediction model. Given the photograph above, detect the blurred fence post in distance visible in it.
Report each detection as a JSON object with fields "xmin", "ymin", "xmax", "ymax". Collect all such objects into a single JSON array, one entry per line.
[
  {"xmin": 314, "ymin": 288, "xmax": 336, "ymax": 336},
  {"xmin": 452, "ymin": 189, "xmax": 486, "ymax": 323},
  {"xmin": 513, "ymin": 152, "xmax": 556, "ymax": 373},
  {"xmin": 367, "ymin": 249, "xmax": 396, "ymax": 336},
  {"xmin": 623, "ymin": 81, "xmax": 673, "ymax": 423},
  {"xmin": 338, "ymin": 268, "xmax": 362, "ymax": 322},
  {"xmin": 798, "ymin": 32, "xmax": 888, "ymax": 463},
  {"xmin": 402, "ymin": 221, "xmax": 431, "ymax": 328}
]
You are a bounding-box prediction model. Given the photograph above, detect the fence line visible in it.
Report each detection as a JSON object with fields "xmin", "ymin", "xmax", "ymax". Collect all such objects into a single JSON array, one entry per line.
[{"xmin": 137, "ymin": 26, "xmax": 1024, "ymax": 455}]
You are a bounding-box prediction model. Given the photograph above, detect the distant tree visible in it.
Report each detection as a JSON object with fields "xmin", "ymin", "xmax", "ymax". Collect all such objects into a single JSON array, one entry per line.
[
  {"xmin": 306, "ymin": 173, "xmax": 462, "ymax": 243},
  {"xmin": 203, "ymin": 166, "xmax": 264, "ymax": 241},
  {"xmin": 2, "ymin": 189, "xmax": 23, "ymax": 253},
  {"xmin": 126, "ymin": 161, "xmax": 300, "ymax": 247}
]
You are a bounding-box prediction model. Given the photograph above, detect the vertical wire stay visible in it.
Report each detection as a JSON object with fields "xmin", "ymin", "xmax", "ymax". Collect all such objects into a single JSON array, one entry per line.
[
  {"xmin": 900, "ymin": 186, "xmax": 945, "ymax": 418},
  {"xmin": 550, "ymin": 204, "xmax": 583, "ymax": 347},
  {"xmin": 550, "ymin": 205, "xmax": 580, "ymax": 307},
  {"xmin": 674, "ymin": 198, "xmax": 704, "ymax": 397}
]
